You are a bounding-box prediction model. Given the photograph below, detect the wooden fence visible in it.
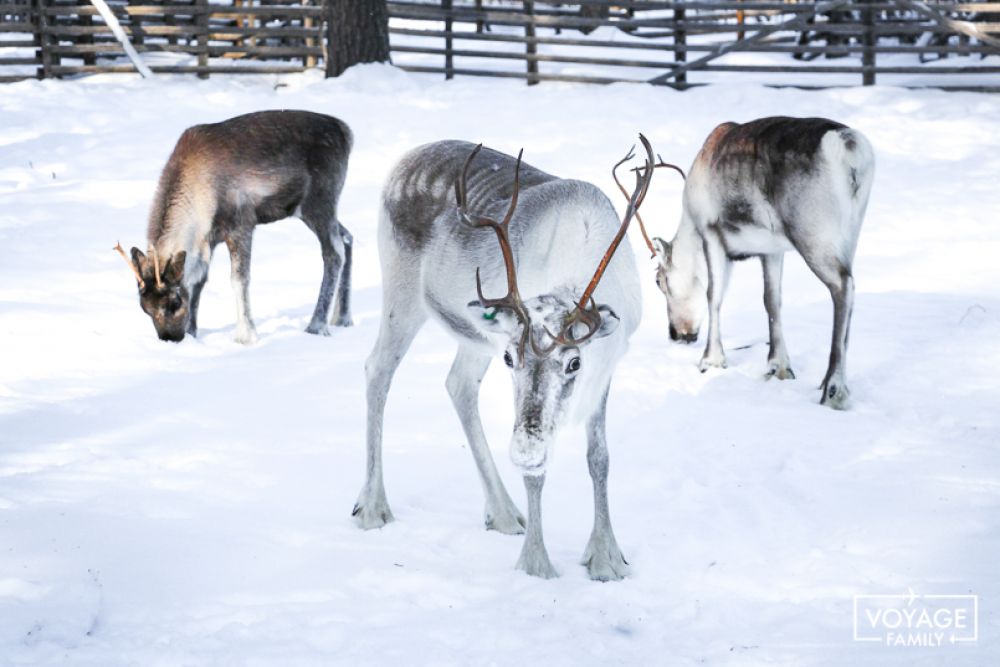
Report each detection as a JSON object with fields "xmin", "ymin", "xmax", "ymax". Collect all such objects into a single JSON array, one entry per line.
[
  {"xmin": 1, "ymin": 0, "xmax": 325, "ymax": 82},
  {"xmin": 1, "ymin": 0, "xmax": 999, "ymax": 89},
  {"xmin": 0, "ymin": 0, "xmax": 37, "ymax": 82},
  {"xmin": 388, "ymin": 0, "xmax": 1000, "ymax": 90}
]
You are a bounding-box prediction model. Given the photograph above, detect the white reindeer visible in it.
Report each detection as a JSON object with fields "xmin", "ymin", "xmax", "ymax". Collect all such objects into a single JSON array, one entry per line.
[
  {"xmin": 646, "ymin": 117, "xmax": 874, "ymax": 409},
  {"xmin": 353, "ymin": 138, "xmax": 654, "ymax": 580}
]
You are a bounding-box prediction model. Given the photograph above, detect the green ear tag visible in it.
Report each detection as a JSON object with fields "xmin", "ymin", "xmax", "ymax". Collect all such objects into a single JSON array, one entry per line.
[{"xmin": 483, "ymin": 309, "xmax": 497, "ymax": 321}]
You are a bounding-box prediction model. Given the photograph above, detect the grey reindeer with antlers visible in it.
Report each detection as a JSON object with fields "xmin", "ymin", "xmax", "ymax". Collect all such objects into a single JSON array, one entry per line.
[{"xmin": 354, "ymin": 137, "xmax": 654, "ymax": 581}]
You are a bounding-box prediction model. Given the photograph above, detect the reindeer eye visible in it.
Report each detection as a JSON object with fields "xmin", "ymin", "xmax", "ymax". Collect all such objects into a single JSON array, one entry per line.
[
  {"xmin": 566, "ymin": 357, "xmax": 581, "ymax": 373},
  {"xmin": 503, "ymin": 351, "xmax": 514, "ymax": 368}
]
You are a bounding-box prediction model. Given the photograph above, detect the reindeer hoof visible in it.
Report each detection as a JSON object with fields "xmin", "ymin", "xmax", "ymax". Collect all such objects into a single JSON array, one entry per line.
[
  {"xmin": 516, "ymin": 545, "xmax": 558, "ymax": 579},
  {"xmin": 333, "ymin": 316, "xmax": 354, "ymax": 328},
  {"xmin": 820, "ymin": 382, "xmax": 850, "ymax": 410},
  {"xmin": 485, "ymin": 503, "xmax": 526, "ymax": 535},
  {"xmin": 352, "ymin": 495, "xmax": 394, "ymax": 530},
  {"xmin": 306, "ymin": 323, "xmax": 332, "ymax": 337},
  {"xmin": 698, "ymin": 355, "xmax": 727, "ymax": 373},
  {"xmin": 766, "ymin": 364, "xmax": 795, "ymax": 381},
  {"xmin": 234, "ymin": 328, "xmax": 258, "ymax": 345},
  {"xmin": 581, "ymin": 535, "xmax": 630, "ymax": 582}
]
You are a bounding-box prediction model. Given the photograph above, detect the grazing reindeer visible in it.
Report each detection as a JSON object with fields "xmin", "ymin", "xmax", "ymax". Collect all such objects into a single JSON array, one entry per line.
[
  {"xmin": 114, "ymin": 110, "xmax": 354, "ymax": 343},
  {"xmin": 354, "ymin": 138, "xmax": 653, "ymax": 580},
  {"xmin": 646, "ymin": 116, "xmax": 874, "ymax": 409}
]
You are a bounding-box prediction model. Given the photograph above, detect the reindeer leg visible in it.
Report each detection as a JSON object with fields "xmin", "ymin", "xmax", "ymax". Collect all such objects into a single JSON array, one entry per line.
[
  {"xmin": 305, "ymin": 225, "xmax": 343, "ymax": 337},
  {"xmin": 818, "ymin": 264, "xmax": 854, "ymax": 410},
  {"xmin": 795, "ymin": 246, "xmax": 854, "ymax": 409},
  {"xmin": 331, "ymin": 223, "xmax": 353, "ymax": 327},
  {"xmin": 187, "ymin": 277, "xmax": 206, "ymax": 337},
  {"xmin": 354, "ymin": 294, "xmax": 426, "ymax": 529},
  {"xmin": 446, "ymin": 347, "xmax": 525, "ymax": 534},
  {"xmin": 301, "ymin": 187, "xmax": 349, "ymax": 335},
  {"xmin": 699, "ymin": 231, "xmax": 729, "ymax": 371},
  {"xmin": 761, "ymin": 253, "xmax": 794, "ymax": 380},
  {"xmin": 226, "ymin": 230, "xmax": 257, "ymax": 345},
  {"xmin": 515, "ymin": 473, "xmax": 557, "ymax": 578},
  {"xmin": 581, "ymin": 384, "xmax": 629, "ymax": 582}
]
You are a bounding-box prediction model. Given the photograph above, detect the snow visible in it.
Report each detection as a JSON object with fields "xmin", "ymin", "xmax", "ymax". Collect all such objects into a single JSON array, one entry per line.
[{"xmin": 1, "ymin": 67, "xmax": 999, "ymax": 665}]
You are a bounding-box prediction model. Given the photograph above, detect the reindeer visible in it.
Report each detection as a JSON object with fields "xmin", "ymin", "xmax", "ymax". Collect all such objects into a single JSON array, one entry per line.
[
  {"xmin": 114, "ymin": 110, "xmax": 354, "ymax": 344},
  {"xmin": 640, "ymin": 117, "xmax": 874, "ymax": 409},
  {"xmin": 353, "ymin": 138, "xmax": 654, "ymax": 580}
]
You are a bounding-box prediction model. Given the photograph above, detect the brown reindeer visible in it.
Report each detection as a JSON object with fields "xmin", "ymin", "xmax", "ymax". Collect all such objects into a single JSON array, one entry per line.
[{"xmin": 115, "ymin": 110, "xmax": 354, "ymax": 343}]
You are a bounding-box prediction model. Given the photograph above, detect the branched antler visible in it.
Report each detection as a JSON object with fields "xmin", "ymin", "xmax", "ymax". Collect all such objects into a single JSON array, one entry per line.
[
  {"xmin": 615, "ymin": 149, "xmax": 686, "ymax": 259},
  {"xmin": 612, "ymin": 145, "xmax": 655, "ymax": 259},
  {"xmin": 538, "ymin": 133, "xmax": 656, "ymax": 352},
  {"xmin": 631, "ymin": 154, "xmax": 686, "ymax": 181},
  {"xmin": 458, "ymin": 137, "xmax": 655, "ymax": 359},
  {"xmin": 113, "ymin": 241, "xmax": 145, "ymax": 289},
  {"xmin": 455, "ymin": 144, "xmax": 532, "ymax": 362}
]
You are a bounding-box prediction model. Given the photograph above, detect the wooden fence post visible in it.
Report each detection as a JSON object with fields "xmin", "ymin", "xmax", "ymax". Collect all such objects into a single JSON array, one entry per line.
[
  {"xmin": 674, "ymin": 5, "xmax": 687, "ymax": 89},
  {"xmin": 444, "ymin": 0, "xmax": 453, "ymax": 79},
  {"xmin": 862, "ymin": 4, "xmax": 875, "ymax": 85},
  {"xmin": 75, "ymin": 0, "xmax": 95, "ymax": 65},
  {"xmin": 524, "ymin": 0, "xmax": 538, "ymax": 85},
  {"xmin": 305, "ymin": 1, "xmax": 316, "ymax": 69},
  {"xmin": 30, "ymin": 0, "xmax": 43, "ymax": 78},
  {"xmin": 35, "ymin": 0, "xmax": 54, "ymax": 78},
  {"xmin": 196, "ymin": 0, "xmax": 208, "ymax": 79}
]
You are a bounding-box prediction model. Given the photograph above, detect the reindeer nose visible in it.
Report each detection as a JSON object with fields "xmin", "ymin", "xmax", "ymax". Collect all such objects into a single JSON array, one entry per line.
[
  {"xmin": 158, "ymin": 330, "xmax": 185, "ymax": 343},
  {"xmin": 669, "ymin": 324, "xmax": 698, "ymax": 344},
  {"xmin": 510, "ymin": 435, "xmax": 547, "ymax": 474}
]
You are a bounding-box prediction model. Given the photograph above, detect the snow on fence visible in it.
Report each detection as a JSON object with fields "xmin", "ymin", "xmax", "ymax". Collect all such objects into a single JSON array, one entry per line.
[{"xmin": 0, "ymin": 0, "xmax": 998, "ymax": 89}]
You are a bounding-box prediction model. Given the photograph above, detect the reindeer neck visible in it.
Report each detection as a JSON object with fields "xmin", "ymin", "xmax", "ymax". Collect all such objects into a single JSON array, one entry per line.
[
  {"xmin": 147, "ymin": 172, "xmax": 216, "ymax": 290},
  {"xmin": 672, "ymin": 212, "xmax": 704, "ymax": 258}
]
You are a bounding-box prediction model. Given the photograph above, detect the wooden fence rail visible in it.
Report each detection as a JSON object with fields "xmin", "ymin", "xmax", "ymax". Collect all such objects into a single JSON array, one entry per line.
[{"xmin": 0, "ymin": 0, "xmax": 998, "ymax": 89}]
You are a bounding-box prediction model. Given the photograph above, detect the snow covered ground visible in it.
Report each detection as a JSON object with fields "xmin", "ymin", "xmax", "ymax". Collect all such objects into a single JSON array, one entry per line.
[{"xmin": 1, "ymin": 68, "xmax": 999, "ymax": 665}]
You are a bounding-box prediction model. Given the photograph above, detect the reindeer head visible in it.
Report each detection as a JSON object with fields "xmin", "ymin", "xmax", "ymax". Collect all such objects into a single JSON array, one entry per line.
[
  {"xmin": 652, "ymin": 236, "xmax": 706, "ymax": 344},
  {"xmin": 457, "ymin": 139, "xmax": 652, "ymax": 473},
  {"xmin": 114, "ymin": 243, "xmax": 190, "ymax": 342},
  {"xmin": 611, "ymin": 149, "xmax": 703, "ymax": 343},
  {"xmin": 468, "ymin": 294, "xmax": 621, "ymax": 473}
]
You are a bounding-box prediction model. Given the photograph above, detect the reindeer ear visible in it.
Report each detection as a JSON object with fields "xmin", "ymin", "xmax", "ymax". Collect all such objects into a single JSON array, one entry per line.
[
  {"xmin": 165, "ymin": 251, "xmax": 186, "ymax": 283},
  {"xmin": 589, "ymin": 304, "xmax": 620, "ymax": 340},
  {"xmin": 652, "ymin": 237, "xmax": 671, "ymax": 260},
  {"xmin": 130, "ymin": 247, "xmax": 151, "ymax": 284},
  {"xmin": 467, "ymin": 301, "xmax": 521, "ymax": 334}
]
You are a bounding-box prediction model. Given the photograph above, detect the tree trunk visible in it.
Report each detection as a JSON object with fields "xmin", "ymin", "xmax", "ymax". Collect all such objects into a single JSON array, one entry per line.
[{"xmin": 326, "ymin": 0, "xmax": 391, "ymax": 78}]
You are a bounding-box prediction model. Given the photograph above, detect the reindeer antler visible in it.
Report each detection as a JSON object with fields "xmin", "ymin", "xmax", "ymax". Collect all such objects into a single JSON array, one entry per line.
[
  {"xmin": 455, "ymin": 144, "xmax": 533, "ymax": 363},
  {"xmin": 538, "ymin": 134, "xmax": 656, "ymax": 352},
  {"xmin": 631, "ymin": 154, "xmax": 686, "ymax": 181},
  {"xmin": 612, "ymin": 145, "xmax": 656, "ymax": 259},
  {"xmin": 459, "ymin": 139, "xmax": 654, "ymax": 359},
  {"xmin": 113, "ymin": 241, "xmax": 145, "ymax": 290},
  {"xmin": 615, "ymin": 148, "xmax": 686, "ymax": 259},
  {"xmin": 149, "ymin": 247, "xmax": 163, "ymax": 289}
]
